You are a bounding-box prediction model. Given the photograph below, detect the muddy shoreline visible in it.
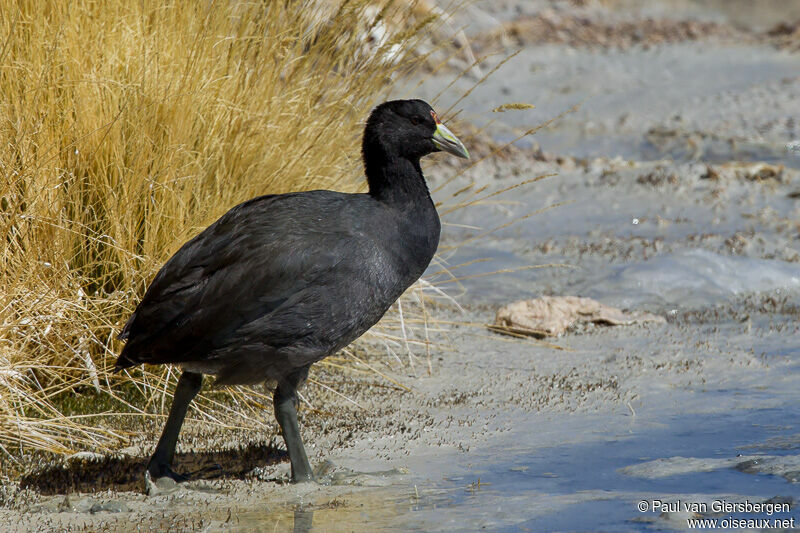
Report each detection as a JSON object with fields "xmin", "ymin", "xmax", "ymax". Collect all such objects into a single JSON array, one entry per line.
[{"xmin": 3, "ymin": 148, "xmax": 799, "ymax": 531}]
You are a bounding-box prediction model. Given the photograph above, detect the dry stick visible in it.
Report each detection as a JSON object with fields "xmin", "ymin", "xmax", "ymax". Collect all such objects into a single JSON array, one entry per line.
[
  {"xmin": 425, "ymin": 257, "xmax": 492, "ymax": 279},
  {"xmin": 462, "ymin": 116, "xmax": 500, "ymax": 147},
  {"xmin": 317, "ymin": 361, "xmax": 374, "ymax": 374},
  {"xmin": 120, "ymin": 369, "xmax": 155, "ymax": 411},
  {"xmin": 179, "ymin": 389, "xmax": 245, "ymax": 428},
  {"xmin": 399, "ymin": 18, "xmax": 476, "ymax": 93},
  {"xmin": 415, "ymin": 289, "xmax": 433, "ymax": 375},
  {"xmin": 432, "ymin": 103, "xmax": 581, "ymax": 195},
  {"xmin": 11, "ymin": 415, "xmax": 124, "ymax": 449},
  {"xmin": 420, "ymin": 0, "xmax": 483, "ymax": 79},
  {"xmin": 98, "ymin": 389, "xmax": 149, "ymax": 416},
  {"xmin": 440, "ymin": 178, "xmax": 537, "ymax": 212},
  {"xmin": 296, "ymin": 391, "xmax": 314, "ymax": 410},
  {"xmin": 189, "ymin": 404, "xmax": 231, "ymax": 429},
  {"xmin": 432, "ymin": 50, "xmax": 502, "ymax": 106},
  {"xmin": 396, "ymin": 299, "xmax": 417, "ymax": 376},
  {"xmin": 451, "ymin": 182, "xmax": 477, "ymax": 197},
  {"xmin": 441, "ymin": 321, "xmax": 564, "ymax": 351},
  {"xmin": 466, "ymin": 329, "xmax": 568, "ymax": 352},
  {"xmin": 440, "ymin": 202, "xmax": 570, "ymax": 251},
  {"xmin": 442, "ymin": 196, "xmax": 520, "ymax": 212},
  {"xmin": 383, "ymin": 340, "xmax": 405, "ymax": 367},
  {"xmin": 440, "ymin": 221, "xmax": 483, "ymax": 230},
  {"xmin": 201, "ymin": 388, "xmax": 268, "ymax": 428},
  {"xmin": 434, "ymin": 263, "xmax": 573, "ymax": 285},
  {"xmin": 436, "ymin": 183, "xmax": 489, "ymax": 209},
  {"xmin": 440, "ymin": 173, "xmax": 555, "ymax": 215},
  {"xmin": 20, "ymin": 371, "xmax": 108, "ymax": 404},
  {"xmin": 417, "ymin": 276, "xmax": 466, "ymax": 313},
  {"xmin": 369, "ymin": 333, "xmax": 449, "ymax": 351},
  {"xmin": 161, "ymin": 366, "xmax": 174, "ymax": 414},
  {"xmin": 343, "ymin": 350, "xmax": 412, "ymax": 392},
  {"xmin": 406, "ymin": 47, "xmax": 460, "ymax": 95},
  {"xmin": 443, "ymin": 49, "xmax": 522, "ymax": 117},
  {"xmin": 373, "ymin": 319, "xmax": 449, "ymax": 330},
  {"xmin": 371, "ymin": 333, "xmax": 402, "ymax": 348},
  {"xmin": 482, "ymin": 326, "xmax": 566, "ymax": 350},
  {"xmin": 0, "ymin": 441, "xmax": 21, "ymax": 466},
  {"xmin": 307, "ymin": 378, "xmax": 367, "ymax": 411}
]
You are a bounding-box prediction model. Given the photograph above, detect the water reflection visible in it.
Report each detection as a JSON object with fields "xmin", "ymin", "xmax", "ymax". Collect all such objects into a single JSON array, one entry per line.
[{"xmin": 293, "ymin": 509, "xmax": 313, "ymax": 533}]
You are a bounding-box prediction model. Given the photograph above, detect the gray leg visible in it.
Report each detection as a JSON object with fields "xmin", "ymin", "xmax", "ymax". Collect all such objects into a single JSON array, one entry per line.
[
  {"xmin": 273, "ymin": 368, "xmax": 314, "ymax": 483},
  {"xmin": 147, "ymin": 371, "xmax": 203, "ymax": 481}
]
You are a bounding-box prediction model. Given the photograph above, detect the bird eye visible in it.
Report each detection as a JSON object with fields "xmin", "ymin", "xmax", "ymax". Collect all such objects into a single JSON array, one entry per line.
[{"xmin": 410, "ymin": 116, "xmax": 420, "ymax": 126}]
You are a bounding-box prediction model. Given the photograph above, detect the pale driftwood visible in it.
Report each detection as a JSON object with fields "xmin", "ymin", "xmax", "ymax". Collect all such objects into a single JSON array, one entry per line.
[{"xmin": 493, "ymin": 296, "xmax": 666, "ymax": 338}]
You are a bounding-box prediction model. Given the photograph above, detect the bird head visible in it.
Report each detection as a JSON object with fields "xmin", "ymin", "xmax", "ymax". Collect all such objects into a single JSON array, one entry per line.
[{"xmin": 363, "ymin": 99, "xmax": 469, "ymax": 162}]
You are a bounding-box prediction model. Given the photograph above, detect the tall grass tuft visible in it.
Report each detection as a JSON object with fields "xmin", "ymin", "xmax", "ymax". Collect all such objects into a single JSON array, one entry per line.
[{"xmin": 0, "ymin": 0, "xmax": 442, "ymax": 460}]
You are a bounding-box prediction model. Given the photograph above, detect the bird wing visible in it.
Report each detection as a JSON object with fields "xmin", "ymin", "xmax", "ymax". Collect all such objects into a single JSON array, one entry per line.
[{"xmin": 116, "ymin": 192, "xmax": 371, "ymax": 368}]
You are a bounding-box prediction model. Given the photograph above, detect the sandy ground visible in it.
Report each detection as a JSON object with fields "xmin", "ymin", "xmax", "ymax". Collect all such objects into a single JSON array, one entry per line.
[{"xmin": 3, "ymin": 1, "xmax": 800, "ymax": 531}]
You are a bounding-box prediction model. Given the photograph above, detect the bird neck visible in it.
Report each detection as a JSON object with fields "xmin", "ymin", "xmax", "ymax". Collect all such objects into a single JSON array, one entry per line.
[{"xmin": 365, "ymin": 155, "xmax": 431, "ymax": 206}]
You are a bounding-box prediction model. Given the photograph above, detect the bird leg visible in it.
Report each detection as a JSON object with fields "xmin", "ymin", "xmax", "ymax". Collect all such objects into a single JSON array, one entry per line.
[
  {"xmin": 147, "ymin": 370, "xmax": 203, "ymax": 481},
  {"xmin": 273, "ymin": 369, "xmax": 314, "ymax": 483}
]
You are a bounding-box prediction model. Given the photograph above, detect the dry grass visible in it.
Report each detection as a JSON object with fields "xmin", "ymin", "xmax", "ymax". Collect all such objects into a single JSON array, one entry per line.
[
  {"xmin": 0, "ymin": 0, "xmax": 446, "ymax": 461},
  {"xmin": 0, "ymin": 0, "xmax": 556, "ymax": 473}
]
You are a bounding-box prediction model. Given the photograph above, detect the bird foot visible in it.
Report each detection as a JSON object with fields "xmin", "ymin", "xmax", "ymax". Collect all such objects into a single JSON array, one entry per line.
[
  {"xmin": 147, "ymin": 461, "xmax": 190, "ymax": 483},
  {"xmin": 144, "ymin": 464, "xmax": 224, "ymax": 496},
  {"xmin": 144, "ymin": 469, "xmax": 183, "ymax": 496},
  {"xmin": 291, "ymin": 470, "xmax": 316, "ymax": 484},
  {"xmin": 146, "ymin": 461, "xmax": 224, "ymax": 483}
]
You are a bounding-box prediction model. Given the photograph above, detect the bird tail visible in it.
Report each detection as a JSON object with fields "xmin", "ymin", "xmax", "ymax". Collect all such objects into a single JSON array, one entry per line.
[
  {"xmin": 113, "ymin": 339, "xmax": 139, "ymax": 372},
  {"xmin": 113, "ymin": 354, "xmax": 134, "ymax": 373},
  {"xmin": 114, "ymin": 314, "xmax": 137, "ymax": 371}
]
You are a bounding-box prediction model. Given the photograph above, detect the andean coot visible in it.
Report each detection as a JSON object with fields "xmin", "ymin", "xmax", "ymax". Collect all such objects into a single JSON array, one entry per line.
[{"xmin": 115, "ymin": 99, "xmax": 469, "ymax": 483}]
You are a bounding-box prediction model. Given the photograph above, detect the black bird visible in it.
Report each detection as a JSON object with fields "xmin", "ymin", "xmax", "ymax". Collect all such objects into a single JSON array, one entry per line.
[{"xmin": 115, "ymin": 99, "xmax": 469, "ymax": 483}]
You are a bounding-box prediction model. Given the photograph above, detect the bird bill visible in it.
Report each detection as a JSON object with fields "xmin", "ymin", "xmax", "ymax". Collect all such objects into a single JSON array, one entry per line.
[{"xmin": 432, "ymin": 122, "xmax": 470, "ymax": 159}]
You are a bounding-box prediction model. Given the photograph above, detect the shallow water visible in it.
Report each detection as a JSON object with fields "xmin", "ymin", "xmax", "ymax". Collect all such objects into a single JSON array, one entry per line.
[
  {"xmin": 383, "ymin": 1, "xmax": 800, "ymax": 528},
  {"xmin": 576, "ymin": 250, "xmax": 800, "ymax": 309},
  {"xmin": 236, "ymin": 385, "xmax": 800, "ymax": 532},
  {"xmin": 401, "ymin": 404, "xmax": 800, "ymax": 531}
]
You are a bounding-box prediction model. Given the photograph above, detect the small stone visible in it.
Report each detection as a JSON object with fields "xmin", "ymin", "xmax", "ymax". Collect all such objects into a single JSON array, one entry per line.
[{"xmin": 89, "ymin": 501, "xmax": 129, "ymax": 514}]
